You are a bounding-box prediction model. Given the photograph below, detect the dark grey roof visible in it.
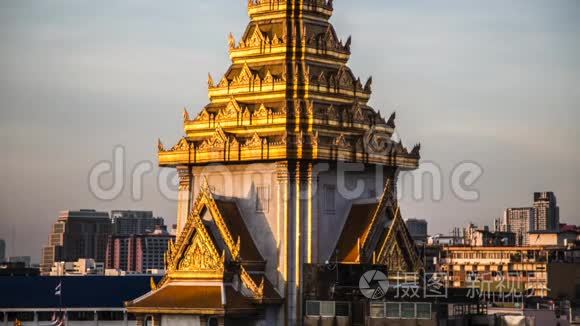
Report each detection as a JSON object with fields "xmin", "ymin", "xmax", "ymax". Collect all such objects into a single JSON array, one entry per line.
[{"xmin": 0, "ymin": 276, "xmax": 160, "ymax": 309}]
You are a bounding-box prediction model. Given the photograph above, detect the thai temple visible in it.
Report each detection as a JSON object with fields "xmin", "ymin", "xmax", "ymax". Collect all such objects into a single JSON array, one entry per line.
[{"xmin": 126, "ymin": 0, "xmax": 423, "ymax": 325}]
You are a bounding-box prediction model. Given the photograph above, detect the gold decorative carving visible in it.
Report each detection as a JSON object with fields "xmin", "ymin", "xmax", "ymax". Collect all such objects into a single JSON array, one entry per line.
[
  {"xmin": 217, "ymin": 98, "xmax": 242, "ymax": 120},
  {"xmin": 179, "ymin": 233, "xmax": 223, "ymax": 272},
  {"xmin": 240, "ymin": 265, "xmax": 264, "ymax": 299},
  {"xmin": 171, "ymin": 138, "xmax": 190, "ymax": 152},
  {"xmin": 253, "ymin": 104, "xmax": 269, "ymax": 119},
  {"xmin": 244, "ymin": 132, "xmax": 263, "ymax": 148},
  {"xmin": 196, "ymin": 108, "xmax": 211, "ymax": 122},
  {"xmin": 198, "ymin": 126, "xmax": 227, "ymax": 151},
  {"xmin": 334, "ymin": 134, "xmax": 348, "ymax": 147}
]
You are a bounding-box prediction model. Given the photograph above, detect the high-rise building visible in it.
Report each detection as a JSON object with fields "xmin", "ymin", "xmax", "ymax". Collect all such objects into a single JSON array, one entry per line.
[
  {"xmin": 405, "ymin": 219, "xmax": 428, "ymax": 244},
  {"xmin": 501, "ymin": 207, "xmax": 535, "ymax": 246},
  {"xmin": 106, "ymin": 225, "xmax": 174, "ymax": 273},
  {"xmin": 111, "ymin": 210, "xmax": 164, "ymax": 235},
  {"xmin": 40, "ymin": 209, "xmax": 112, "ymax": 275},
  {"xmin": 533, "ymin": 192, "xmax": 559, "ymax": 231},
  {"xmin": 0, "ymin": 239, "xmax": 5, "ymax": 262}
]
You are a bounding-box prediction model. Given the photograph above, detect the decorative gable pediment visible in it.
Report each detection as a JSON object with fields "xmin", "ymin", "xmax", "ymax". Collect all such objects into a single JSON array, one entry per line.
[
  {"xmin": 352, "ymin": 100, "xmax": 366, "ymax": 123},
  {"xmin": 253, "ymin": 104, "xmax": 269, "ymax": 119},
  {"xmin": 373, "ymin": 199, "xmax": 422, "ymax": 273},
  {"xmin": 244, "ymin": 132, "xmax": 264, "ymax": 149},
  {"xmin": 165, "ymin": 208, "xmax": 224, "ymax": 275},
  {"xmin": 247, "ymin": 24, "xmax": 266, "ymax": 47},
  {"xmin": 195, "ymin": 108, "xmax": 212, "ymax": 122},
  {"xmin": 198, "ymin": 125, "xmax": 228, "ymax": 151},
  {"xmin": 170, "ymin": 138, "xmax": 191, "ymax": 152},
  {"xmin": 178, "ymin": 231, "xmax": 224, "ymax": 272},
  {"xmin": 234, "ymin": 63, "xmax": 254, "ymax": 86},
  {"xmin": 218, "ymin": 99, "xmax": 242, "ymax": 120}
]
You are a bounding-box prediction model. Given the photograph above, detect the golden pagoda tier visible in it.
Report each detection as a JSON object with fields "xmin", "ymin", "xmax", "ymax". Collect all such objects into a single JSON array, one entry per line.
[{"xmin": 158, "ymin": 0, "xmax": 420, "ymax": 169}]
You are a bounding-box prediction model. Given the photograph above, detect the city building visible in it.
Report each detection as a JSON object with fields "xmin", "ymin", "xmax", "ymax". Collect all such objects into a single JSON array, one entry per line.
[
  {"xmin": 125, "ymin": 1, "xmax": 427, "ymax": 325},
  {"xmin": 437, "ymin": 246, "xmax": 580, "ymax": 298},
  {"xmin": 405, "ymin": 218, "xmax": 428, "ymax": 244},
  {"xmin": 0, "ymin": 239, "xmax": 5, "ymax": 262},
  {"xmin": 427, "ymin": 233, "xmax": 465, "ymax": 246},
  {"xmin": 106, "ymin": 225, "xmax": 175, "ymax": 273},
  {"xmin": 8, "ymin": 256, "xmax": 31, "ymax": 268},
  {"xmin": 528, "ymin": 230, "xmax": 580, "ymax": 247},
  {"xmin": 533, "ymin": 192, "xmax": 560, "ymax": 231},
  {"xmin": 49, "ymin": 258, "xmax": 105, "ymax": 276},
  {"xmin": 111, "ymin": 210, "xmax": 165, "ymax": 235},
  {"xmin": 498, "ymin": 207, "xmax": 536, "ymax": 246},
  {"xmin": 40, "ymin": 210, "xmax": 112, "ymax": 275},
  {"xmin": 464, "ymin": 223, "xmax": 516, "ymax": 247},
  {"xmin": 0, "ymin": 276, "xmax": 157, "ymax": 326}
]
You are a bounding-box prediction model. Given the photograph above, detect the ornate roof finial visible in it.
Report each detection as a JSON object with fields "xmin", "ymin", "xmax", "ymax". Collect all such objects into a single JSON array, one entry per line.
[
  {"xmin": 207, "ymin": 73, "xmax": 214, "ymax": 88},
  {"xmin": 233, "ymin": 236, "xmax": 241, "ymax": 261},
  {"xmin": 364, "ymin": 76, "xmax": 373, "ymax": 92},
  {"xmin": 258, "ymin": 277, "xmax": 265, "ymax": 298},
  {"xmin": 345, "ymin": 36, "xmax": 352, "ymax": 52},
  {"xmin": 228, "ymin": 32, "xmax": 236, "ymax": 49},
  {"xmin": 201, "ymin": 176, "xmax": 211, "ymax": 193},
  {"xmin": 387, "ymin": 111, "xmax": 396, "ymax": 128},
  {"xmin": 150, "ymin": 276, "xmax": 157, "ymax": 291},
  {"xmin": 157, "ymin": 139, "xmax": 165, "ymax": 152},
  {"xmin": 183, "ymin": 108, "xmax": 190, "ymax": 121},
  {"xmin": 411, "ymin": 143, "xmax": 421, "ymax": 157}
]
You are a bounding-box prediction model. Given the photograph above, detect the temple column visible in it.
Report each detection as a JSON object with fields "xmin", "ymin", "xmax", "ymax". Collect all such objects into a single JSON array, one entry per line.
[
  {"xmin": 176, "ymin": 166, "xmax": 193, "ymax": 237},
  {"xmin": 280, "ymin": 160, "xmax": 312, "ymax": 326}
]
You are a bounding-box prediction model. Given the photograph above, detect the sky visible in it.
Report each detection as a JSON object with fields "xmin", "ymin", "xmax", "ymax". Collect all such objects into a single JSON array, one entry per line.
[{"xmin": 0, "ymin": 0, "xmax": 579, "ymax": 262}]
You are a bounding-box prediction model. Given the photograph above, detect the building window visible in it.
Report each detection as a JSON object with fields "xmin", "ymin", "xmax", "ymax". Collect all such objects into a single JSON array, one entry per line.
[
  {"xmin": 305, "ymin": 301, "xmax": 350, "ymax": 317},
  {"xmin": 386, "ymin": 303, "xmax": 401, "ymax": 318},
  {"xmin": 323, "ymin": 185, "xmax": 336, "ymax": 213},
  {"xmin": 370, "ymin": 302, "xmax": 432, "ymax": 320},
  {"xmin": 256, "ymin": 185, "xmax": 270, "ymax": 213}
]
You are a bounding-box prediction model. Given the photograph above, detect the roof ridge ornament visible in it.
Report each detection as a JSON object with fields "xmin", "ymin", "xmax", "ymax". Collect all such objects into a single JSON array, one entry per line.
[
  {"xmin": 387, "ymin": 111, "xmax": 396, "ymax": 128},
  {"xmin": 157, "ymin": 139, "xmax": 165, "ymax": 152},
  {"xmin": 183, "ymin": 108, "xmax": 190, "ymax": 122}
]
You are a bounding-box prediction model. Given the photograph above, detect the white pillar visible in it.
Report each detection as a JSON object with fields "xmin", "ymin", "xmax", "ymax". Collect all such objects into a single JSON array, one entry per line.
[{"xmin": 176, "ymin": 166, "xmax": 193, "ymax": 237}]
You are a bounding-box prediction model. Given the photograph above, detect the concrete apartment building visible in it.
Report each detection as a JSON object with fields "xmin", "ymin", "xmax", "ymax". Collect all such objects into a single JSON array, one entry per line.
[
  {"xmin": 105, "ymin": 226, "xmax": 174, "ymax": 273},
  {"xmin": 498, "ymin": 207, "xmax": 535, "ymax": 246},
  {"xmin": 533, "ymin": 192, "xmax": 560, "ymax": 231},
  {"xmin": 438, "ymin": 246, "xmax": 580, "ymax": 299}
]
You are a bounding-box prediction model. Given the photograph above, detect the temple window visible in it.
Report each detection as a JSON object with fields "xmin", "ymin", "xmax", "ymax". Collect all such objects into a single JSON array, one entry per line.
[
  {"xmin": 256, "ymin": 185, "xmax": 270, "ymax": 213},
  {"xmin": 323, "ymin": 185, "xmax": 336, "ymax": 213}
]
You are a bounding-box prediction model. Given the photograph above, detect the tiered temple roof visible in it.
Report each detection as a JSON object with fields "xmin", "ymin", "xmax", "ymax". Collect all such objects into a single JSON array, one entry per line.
[{"xmin": 158, "ymin": 0, "xmax": 420, "ymax": 169}]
